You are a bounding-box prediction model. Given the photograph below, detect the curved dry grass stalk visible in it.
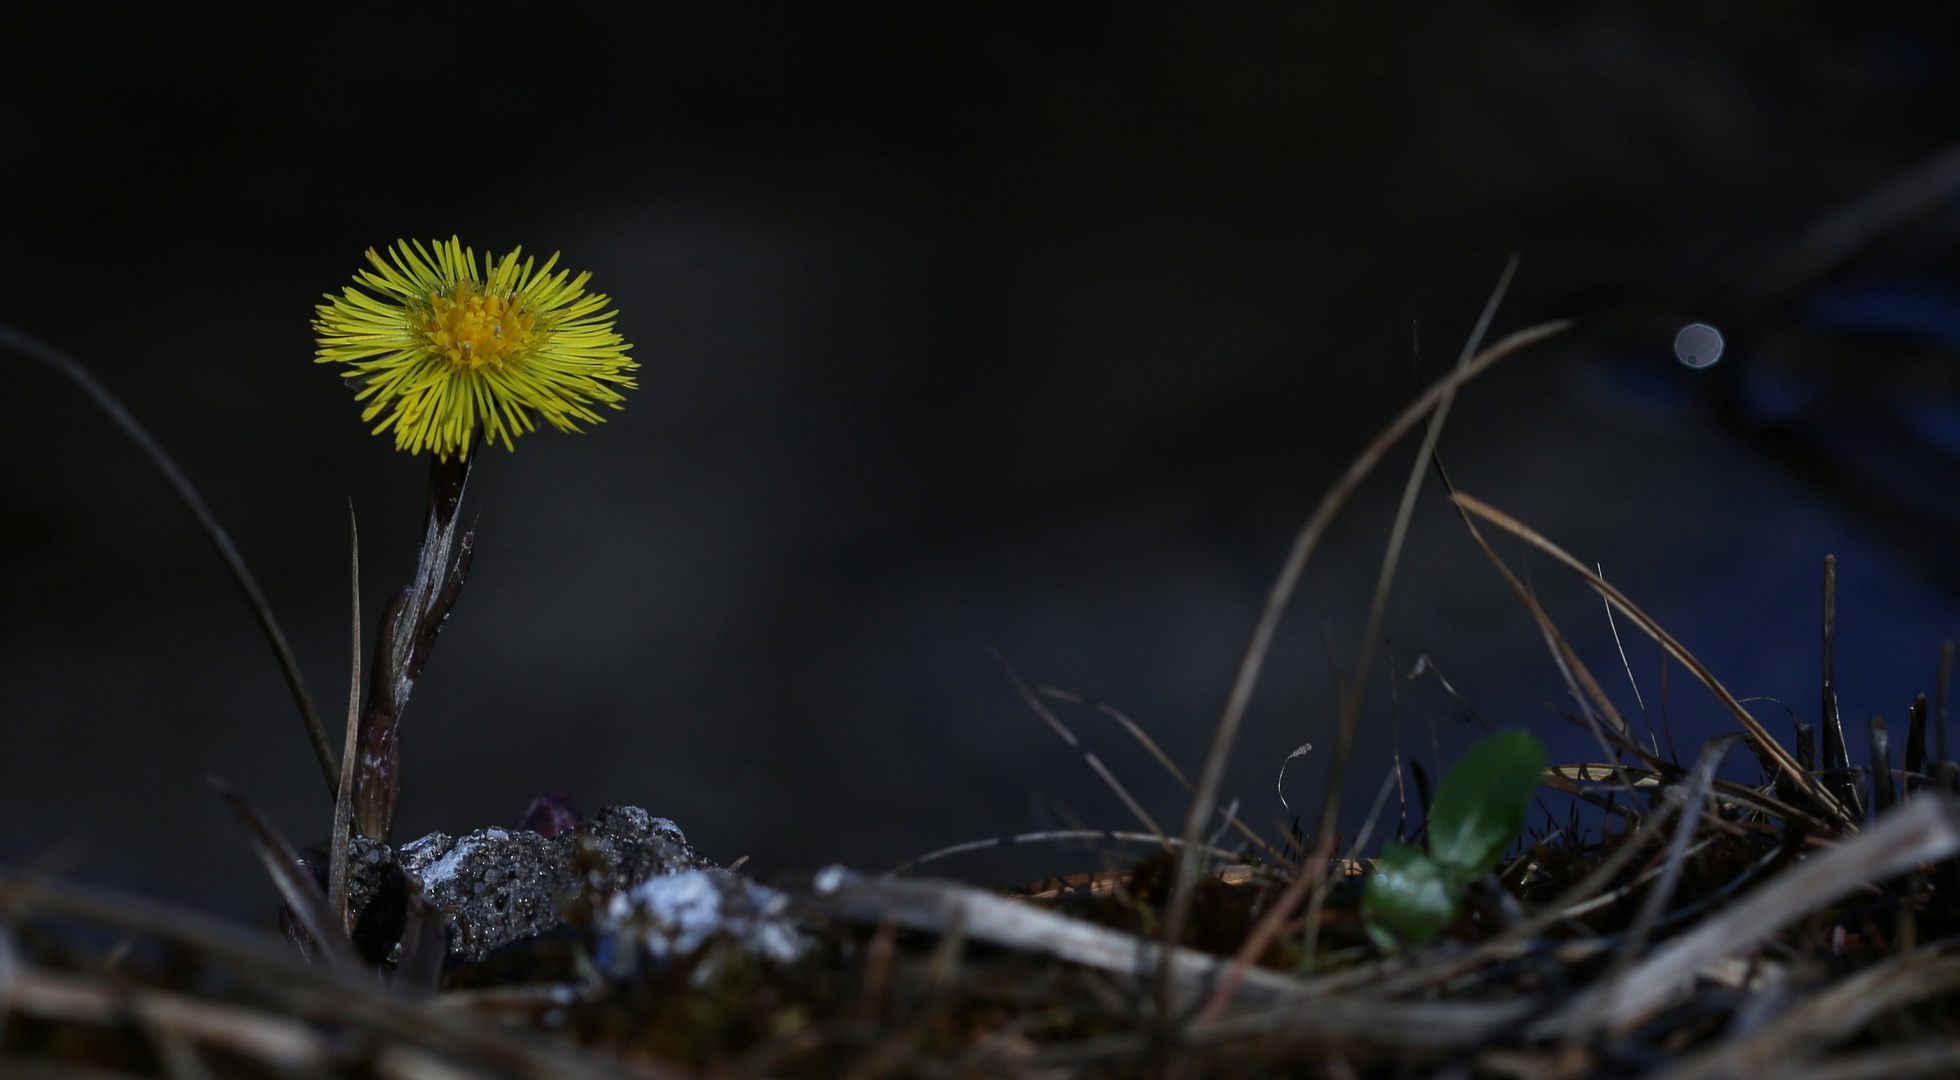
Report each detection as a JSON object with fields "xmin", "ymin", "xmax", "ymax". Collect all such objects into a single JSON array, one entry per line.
[
  {"xmin": 1436, "ymin": 457, "xmax": 1645, "ymax": 807},
  {"xmin": 0, "ymin": 322, "xmax": 337, "ymax": 796},
  {"xmin": 1450, "ymin": 491, "xmax": 1852, "ymax": 824},
  {"xmin": 1163, "ymin": 313, "xmax": 1573, "ymax": 1017}
]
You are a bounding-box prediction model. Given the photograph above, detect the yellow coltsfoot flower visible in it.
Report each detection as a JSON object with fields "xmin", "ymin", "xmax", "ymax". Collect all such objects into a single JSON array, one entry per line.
[{"xmin": 315, "ymin": 238, "xmax": 636, "ymax": 458}]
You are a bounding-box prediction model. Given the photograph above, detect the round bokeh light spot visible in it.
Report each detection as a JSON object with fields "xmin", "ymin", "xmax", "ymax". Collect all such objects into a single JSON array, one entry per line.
[{"xmin": 1673, "ymin": 323, "xmax": 1724, "ymax": 368}]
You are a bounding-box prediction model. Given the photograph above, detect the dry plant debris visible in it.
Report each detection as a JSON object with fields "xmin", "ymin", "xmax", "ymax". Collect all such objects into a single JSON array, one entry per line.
[
  {"xmin": 9, "ymin": 316, "xmax": 1960, "ymax": 1079},
  {"xmin": 13, "ymin": 205, "xmax": 1960, "ymax": 1076}
]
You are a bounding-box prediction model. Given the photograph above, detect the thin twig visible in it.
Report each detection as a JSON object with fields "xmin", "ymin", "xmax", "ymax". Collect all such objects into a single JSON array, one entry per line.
[
  {"xmin": 0, "ymin": 322, "xmax": 336, "ymax": 796},
  {"xmin": 1037, "ymin": 686, "xmax": 1189, "ymax": 787}
]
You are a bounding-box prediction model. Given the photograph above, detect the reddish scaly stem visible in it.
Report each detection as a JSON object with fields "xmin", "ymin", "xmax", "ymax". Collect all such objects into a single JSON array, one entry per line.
[{"xmin": 351, "ymin": 451, "xmax": 475, "ymax": 843}]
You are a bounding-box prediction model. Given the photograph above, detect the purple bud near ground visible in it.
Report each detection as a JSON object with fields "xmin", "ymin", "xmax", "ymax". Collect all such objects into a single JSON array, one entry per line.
[{"xmin": 517, "ymin": 792, "xmax": 584, "ymax": 838}]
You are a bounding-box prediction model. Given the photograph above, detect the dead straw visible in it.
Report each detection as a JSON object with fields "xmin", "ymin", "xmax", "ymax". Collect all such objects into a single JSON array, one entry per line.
[
  {"xmin": 1540, "ymin": 793, "xmax": 1960, "ymax": 1037},
  {"xmin": 1165, "ymin": 277, "xmax": 1565, "ymax": 1019},
  {"xmin": 1036, "ymin": 685, "xmax": 1291, "ymax": 865},
  {"xmin": 1450, "ymin": 492, "xmax": 1852, "ymax": 823},
  {"xmin": 994, "ymin": 653, "xmax": 1169, "ymax": 849}
]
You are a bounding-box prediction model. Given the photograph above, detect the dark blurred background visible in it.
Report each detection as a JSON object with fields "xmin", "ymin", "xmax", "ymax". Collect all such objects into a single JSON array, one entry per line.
[{"xmin": 8, "ymin": 2, "xmax": 1960, "ymax": 921}]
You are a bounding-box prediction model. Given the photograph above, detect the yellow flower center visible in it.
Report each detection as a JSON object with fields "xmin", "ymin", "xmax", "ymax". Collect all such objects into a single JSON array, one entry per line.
[{"xmin": 422, "ymin": 281, "xmax": 537, "ymax": 370}]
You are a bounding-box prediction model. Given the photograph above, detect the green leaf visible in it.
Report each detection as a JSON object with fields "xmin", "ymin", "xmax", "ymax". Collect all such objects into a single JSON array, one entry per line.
[
  {"xmin": 1360, "ymin": 841, "xmax": 1459, "ymax": 947},
  {"xmin": 1425, "ymin": 729, "xmax": 1547, "ymax": 880}
]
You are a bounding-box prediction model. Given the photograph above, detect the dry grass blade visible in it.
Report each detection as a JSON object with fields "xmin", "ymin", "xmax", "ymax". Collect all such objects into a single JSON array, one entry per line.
[
  {"xmin": 994, "ymin": 653, "xmax": 1168, "ymax": 848},
  {"xmin": 1541, "ymin": 771, "xmax": 1644, "ymax": 827},
  {"xmin": 1165, "ymin": 315, "xmax": 1572, "ymax": 894},
  {"xmin": 1038, "ymin": 686, "xmax": 1189, "ymax": 787},
  {"xmin": 1548, "ymin": 747, "xmax": 1827, "ymax": 834},
  {"xmin": 1291, "ymin": 256, "xmax": 1525, "ymax": 977},
  {"xmin": 0, "ymin": 871, "xmax": 688, "ymax": 1080},
  {"xmin": 1037, "ymin": 685, "xmax": 1290, "ymax": 865},
  {"xmin": 1654, "ymin": 945, "xmax": 1960, "ymax": 1080},
  {"xmin": 1600, "ymin": 564, "xmax": 1659, "ymax": 755},
  {"xmin": 206, "ymin": 776, "xmax": 351, "ymax": 966},
  {"xmin": 8, "ymin": 966, "xmax": 331, "ymax": 1074},
  {"xmin": 1539, "ymin": 793, "xmax": 1960, "ymax": 1037},
  {"xmin": 395, "ymin": 891, "xmax": 446, "ymax": 991},
  {"xmin": 1169, "ymin": 293, "xmax": 1568, "ymax": 1018},
  {"xmin": 329, "ymin": 504, "xmax": 362, "ymax": 940},
  {"xmin": 1608, "ymin": 736, "xmax": 1738, "ymax": 970},
  {"xmin": 1440, "ymin": 463, "xmax": 1639, "ymax": 795},
  {"xmin": 0, "ymin": 322, "xmax": 336, "ymax": 797},
  {"xmin": 1708, "ymin": 776, "xmax": 1827, "ymax": 832},
  {"xmin": 1451, "ymin": 492, "xmax": 1849, "ymax": 823},
  {"xmin": 888, "ymin": 830, "xmax": 1238, "ymax": 875},
  {"xmin": 801, "ymin": 869, "xmax": 1310, "ymax": 1014},
  {"xmin": 1544, "ymin": 763, "xmax": 1809, "ymax": 835}
]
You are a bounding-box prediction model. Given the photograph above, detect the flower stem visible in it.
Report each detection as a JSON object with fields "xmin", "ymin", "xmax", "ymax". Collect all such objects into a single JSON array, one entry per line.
[{"xmin": 353, "ymin": 451, "xmax": 475, "ymax": 842}]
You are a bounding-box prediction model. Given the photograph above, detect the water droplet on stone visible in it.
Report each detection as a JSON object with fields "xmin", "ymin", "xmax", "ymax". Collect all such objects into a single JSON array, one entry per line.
[{"xmin": 1674, "ymin": 323, "xmax": 1724, "ymax": 368}]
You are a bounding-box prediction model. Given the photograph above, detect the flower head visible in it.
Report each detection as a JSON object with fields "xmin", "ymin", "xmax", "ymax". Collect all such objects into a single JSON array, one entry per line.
[{"xmin": 315, "ymin": 238, "xmax": 636, "ymax": 458}]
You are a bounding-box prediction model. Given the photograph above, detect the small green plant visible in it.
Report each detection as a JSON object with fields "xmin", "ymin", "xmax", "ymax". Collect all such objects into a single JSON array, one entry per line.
[{"xmin": 1362, "ymin": 728, "xmax": 1547, "ymax": 949}]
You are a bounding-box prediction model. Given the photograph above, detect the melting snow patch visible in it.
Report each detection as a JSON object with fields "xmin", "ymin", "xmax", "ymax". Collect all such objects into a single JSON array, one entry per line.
[
  {"xmin": 600, "ymin": 870, "xmax": 808, "ymax": 968},
  {"xmin": 417, "ymin": 835, "xmax": 480, "ymax": 886}
]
